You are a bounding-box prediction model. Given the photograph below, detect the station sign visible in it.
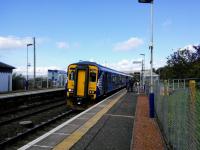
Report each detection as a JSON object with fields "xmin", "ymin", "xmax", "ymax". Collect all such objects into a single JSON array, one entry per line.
[{"xmin": 138, "ymin": 0, "xmax": 153, "ymax": 3}]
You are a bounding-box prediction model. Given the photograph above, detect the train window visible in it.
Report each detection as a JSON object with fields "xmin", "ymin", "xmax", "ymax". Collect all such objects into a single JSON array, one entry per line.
[
  {"xmin": 112, "ymin": 75, "xmax": 115, "ymax": 82},
  {"xmin": 90, "ymin": 72, "xmax": 96, "ymax": 82},
  {"xmin": 108, "ymin": 73, "xmax": 111, "ymax": 81},
  {"xmin": 69, "ymin": 71, "xmax": 74, "ymax": 80}
]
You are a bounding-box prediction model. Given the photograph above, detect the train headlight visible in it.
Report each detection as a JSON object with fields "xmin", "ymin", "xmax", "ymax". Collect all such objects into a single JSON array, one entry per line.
[
  {"xmin": 89, "ymin": 90, "xmax": 95, "ymax": 94},
  {"xmin": 68, "ymin": 89, "xmax": 74, "ymax": 92}
]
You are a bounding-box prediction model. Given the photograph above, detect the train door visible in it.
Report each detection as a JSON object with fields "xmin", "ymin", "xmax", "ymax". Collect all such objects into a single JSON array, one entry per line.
[
  {"xmin": 88, "ymin": 66, "xmax": 98, "ymax": 99},
  {"xmin": 103, "ymin": 72, "xmax": 108, "ymax": 94},
  {"xmin": 77, "ymin": 70, "xmax": 86, "ymax": 97},
  {"xmin": 75, "ymin": 66, "xmax": 88, "ymax": 98},
  {"xmin": 67, "ymin": 65, "xmax": 77, "ymax": 98}
]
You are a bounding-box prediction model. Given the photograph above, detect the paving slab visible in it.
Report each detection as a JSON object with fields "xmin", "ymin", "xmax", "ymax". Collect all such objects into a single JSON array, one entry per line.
[
  {"xmin": 36, "ymin": 134, "xmax": 67, "ymax": 147},
  {"xmin": 18, "ymin": 89, "xmax": 128, "ymax": 150},
  {"xmin": 71, "ymin": 92, "xmax": 137, "ymax": 150},
  {"xmin": 55, "ymin": 124, "xmax": 79, "ymax": 134},
  {"xmin": 27, "ymin": 145, "xmax": 52, "ymax": 150}
]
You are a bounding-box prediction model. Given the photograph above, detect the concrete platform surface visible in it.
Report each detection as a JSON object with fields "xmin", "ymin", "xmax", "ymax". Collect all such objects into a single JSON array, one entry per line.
[
  {"xmin": 0, "ymin": 88, "xmax": 64, "ymax": 99},
  {"xmin": 19, "ymin": 89, "xmax": 137, "ymax": 150},
  {"xmin": 71, "ymin": 92, "xmax": 137, "ymax": 150}
]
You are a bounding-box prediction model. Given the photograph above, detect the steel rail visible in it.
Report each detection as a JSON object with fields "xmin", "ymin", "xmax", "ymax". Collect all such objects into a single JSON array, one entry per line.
[
  {"xmin": 0, "ymin": 101, "xmax": 66, "ymax": 126},
  {"xmin": 0, "ymin": 97, "xmax": 64, "ymax": 117},
  {"xmin": 0, "ymin": 109, "xmax": 75, "ymax": 149}
]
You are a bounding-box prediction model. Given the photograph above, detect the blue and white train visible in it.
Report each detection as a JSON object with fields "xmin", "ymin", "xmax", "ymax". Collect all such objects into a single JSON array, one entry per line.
[{"xmin": 66, "ymin": 61, "xmax": 132, "ymax": 109}]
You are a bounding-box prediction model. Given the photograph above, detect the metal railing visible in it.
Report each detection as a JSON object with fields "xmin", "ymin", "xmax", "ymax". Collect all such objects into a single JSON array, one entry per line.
[
  {"xmin": 28, "ymin": 78, "xmax": 66, "ymax": 90},
  {"xmin": 154, "ymin": 79, "xmax": 200, "ymax": 150},
  {"xmin": 12, "ymin": 78, "xmax": 66, "ymax": 91}
]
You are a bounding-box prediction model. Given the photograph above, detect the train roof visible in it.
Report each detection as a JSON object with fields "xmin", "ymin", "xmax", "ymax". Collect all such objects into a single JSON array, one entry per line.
[{"xmin": 69, "ymin": 61, "xmax": 132, "ymax": 77}]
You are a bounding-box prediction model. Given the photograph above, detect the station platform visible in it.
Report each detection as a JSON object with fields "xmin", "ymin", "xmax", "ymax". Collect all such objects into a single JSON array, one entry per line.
[
  {"xmin": 0, "ymin": 88, "xmax": 65, "ymax": 100},
  {"xmin": 19, "ymin": 89, "xmax": 137, "ymax": 150}
]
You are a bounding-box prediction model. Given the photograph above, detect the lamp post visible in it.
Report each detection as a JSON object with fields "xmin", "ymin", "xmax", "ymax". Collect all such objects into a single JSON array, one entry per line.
[
  {"xmin": 26, "ymin": 43, "xmax": 33, "ymax": 90},
  {"xmin": 140, "ymin": 53, "xmax": 145, "ymax": 89},
  {"xmin": 138, "ymin": 0, "xmax": 154, "ymax": 118},
  {"xmin": 33, "ymin": 37, "xmax": 36, "ymax": 88}
]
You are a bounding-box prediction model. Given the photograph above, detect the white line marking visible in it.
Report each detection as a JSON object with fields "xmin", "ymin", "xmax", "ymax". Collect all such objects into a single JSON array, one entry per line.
[
  {"xmin": 130, "ymin": 96, "xmax": 138, "ymax": 150},
  {"xmin": 105, "ymin": 114, "xmax": 135, "ymax": 119},
  {"xmin": 84, "ymin": 112, "xmax": 96, "ymax": 115},
  {"xmin": 77, "ymin": 117, "xmax": 91, "ymax": 120},
  {"xmin": 85, "ymin": 113, "xmax": 96, "ymax": 115},
  {"xmin": 96, "ymin": 105, "xmax": 106, "ymax": 107},
  {"xmin": 18, "ymin": 89, "xmax": 124, "ymax": 150},
  {"xmin": 33, "ymin": 145, "xmax": 53, "ymax": 148},
  {"xmin": 66, "ymin": 124, "xmax": 79, "ymax": 127},
  {"xmin": 66, "ymin": 123, "xmax": 79, "ymax": 127},
  {"xmin": 74, "ymin": 118, "xmax": 88, "ymax": 120},
  {"xmin": 52, "ymin": 133, "xmax": 70, "ymax": 136}
]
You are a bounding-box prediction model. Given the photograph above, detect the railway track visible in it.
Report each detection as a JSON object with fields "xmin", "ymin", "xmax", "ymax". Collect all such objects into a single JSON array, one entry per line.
[
  {"xmin": 0, "ymin": 89, "xmax": 65, "ymax": 115},
  {"xmin": 0, "ymin": 97, "xmax": 64, "ymax": 117},
  {"xmin": 0, "ymin": 91, "xmax": 81, "ymax": 149},
  {"xmin": 0, "ymin": 99, "xmax": 66, "ymax": 126},
  {"xmin": 0, "ymin": 109, "xmax": 76, "ymax": 149},
  {"xmin": 0, "ymin": 89, "xmax": 122, "ymax": 149}
]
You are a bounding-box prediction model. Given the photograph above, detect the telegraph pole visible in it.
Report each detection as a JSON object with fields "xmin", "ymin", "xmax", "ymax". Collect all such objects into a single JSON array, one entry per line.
[
  {"xmin": 138, "ymin": 0, "xmax": 154, "ymax": 118},
  {"xmin": 26, "ymin": 43, "xmax": 33, "ymax": 90},
  {"xmin": 33, "ymin": 37, "xmax": 36, "ymax": 88},
  {"xmin": 149, "ymin": 1, "xmax": 154, "ymax": 118},
  {"xmin": 140, "ymin": 53, "xmax": 145, "ymax": 89}
]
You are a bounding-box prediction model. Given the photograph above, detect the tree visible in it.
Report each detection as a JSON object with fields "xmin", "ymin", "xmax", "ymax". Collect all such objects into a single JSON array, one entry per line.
[
  {"xmin": 156, "ymin": 45, "xmax": 200, "ymax": 79},
  {"xmin": 12, "ymin": 73, "xmax": 25, "ymax": 90}
]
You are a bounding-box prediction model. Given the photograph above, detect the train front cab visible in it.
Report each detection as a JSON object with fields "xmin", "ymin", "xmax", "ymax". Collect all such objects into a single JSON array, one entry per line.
[{"xmin": 67, "ymin": 64, "xmax": 98, "ymax": 110}]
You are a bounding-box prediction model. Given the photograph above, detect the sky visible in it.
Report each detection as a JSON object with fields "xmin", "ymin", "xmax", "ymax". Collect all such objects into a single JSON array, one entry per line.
[{"xmin": 0, "ymin": 0, "xmax": 200, "ymax": 76}]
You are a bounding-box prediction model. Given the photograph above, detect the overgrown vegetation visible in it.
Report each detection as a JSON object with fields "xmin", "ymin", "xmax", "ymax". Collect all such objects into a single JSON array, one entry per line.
[
  {"xmin": 156, "ymin": 45, "xmax": 200, "ymax": 79},
  {"xmin": 12, "ymin": 73, "xmax": 25, "ymax": 90}
]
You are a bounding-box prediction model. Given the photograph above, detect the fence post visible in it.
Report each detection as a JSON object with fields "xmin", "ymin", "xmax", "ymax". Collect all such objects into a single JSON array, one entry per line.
[
  {"xmin": 184, "ymin": 79, "xmax": 185, "ymax": 89},
  {"xmin": 178, "ymin": 79, "xmax": 180, "ymax": 88},
  {"xmin": 189, "ymin": 80, "xmax": 196, "ymax": 149},
  {"xmin": 164, "ymin": 80, "xmax": 168, "ymax": 96},
  {"xmin": 47, "ymin": 77, "xmax": 49, "ymax": 88},
  {"xmin": 189, "ymin": 80, "xmax": 196, "ymax": 102}
]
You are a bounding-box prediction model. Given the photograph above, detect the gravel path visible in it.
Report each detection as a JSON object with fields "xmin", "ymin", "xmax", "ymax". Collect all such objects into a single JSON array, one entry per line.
[{"xmin": 132, "ymin": 95, "xmax": 164, "ymax": 150}]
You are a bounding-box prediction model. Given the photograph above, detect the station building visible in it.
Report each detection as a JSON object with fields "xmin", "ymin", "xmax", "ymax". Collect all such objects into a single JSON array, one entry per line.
[
  {"xmin": 48, "ymin": 69, "xmax": 67, "ymax": 88},
  {"xmin": 124, "ymin": 69, "xmax": 159, "ymax": 82},
  {"xmin": 143, "ymin": 70, "xmax": 159, "ymax": 82},
  {"xmin": 0, "ymin": 62, "xmax": 15, "ymax": 92}
]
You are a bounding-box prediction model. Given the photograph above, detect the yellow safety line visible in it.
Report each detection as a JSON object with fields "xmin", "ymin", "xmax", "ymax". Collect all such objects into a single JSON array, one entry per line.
[{"xmin": 53, "ymin": 91, "xmax": 125, "ymax": 150}]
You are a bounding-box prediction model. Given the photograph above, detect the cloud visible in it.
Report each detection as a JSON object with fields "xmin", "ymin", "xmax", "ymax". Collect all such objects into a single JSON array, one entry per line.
[
  {"xmin": 0, "ymin": 36, "xmax": 33, "ymax": 50},
  {"xmin": 101, "ymin": 59, "xmax": 143, "ymax": 72},
  {"xmin": 113, "ymin": 37, "xmax": 143, "ymax": 51},
  {"xmin": 14, "ymin": 66, "xmax": 65, "ymax": 76},
  {"xmin": 56, "ymin": 42, "xmax": 70, "ymax": 49},
  {"xmin": 162, "ymin": 19, "xmax": 172, "ymax": 28},
  {"xmin": 179, "ymin": 44, "xmax": 197, "ymax": 53},
  {"xmin": 154, "ymin": 59, "xmax": 166, "ymax": 69},
  {"xmin": 0, "ymin": 36, "xmax": 47, "ymax": 50},
  {"xmin": 172, "ymin": 44, "xmax": 200, "ymax": 54},
  {"xmin": 104, "ymin": 59, "xmax": 166, "ymax": 73},
  {"xmin": 72, "ymin": 42, "xmax": 80, "ymax": 48}
]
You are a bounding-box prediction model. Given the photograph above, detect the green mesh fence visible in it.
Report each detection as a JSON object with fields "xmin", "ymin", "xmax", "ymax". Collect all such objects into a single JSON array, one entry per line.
[{"xmin": 154, "ymin": 80, "xmax": 200, "ymax": 150}]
